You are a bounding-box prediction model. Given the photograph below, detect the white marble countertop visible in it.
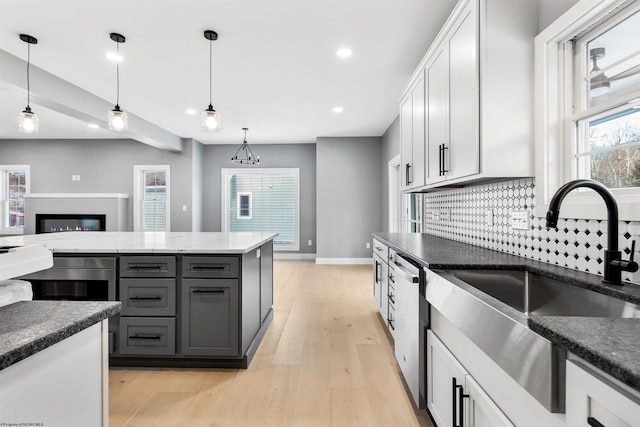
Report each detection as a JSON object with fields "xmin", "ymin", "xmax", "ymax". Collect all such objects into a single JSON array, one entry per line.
[{"xmin": 0, "ymin": 231, "xmax": 278, "ymax": 254}]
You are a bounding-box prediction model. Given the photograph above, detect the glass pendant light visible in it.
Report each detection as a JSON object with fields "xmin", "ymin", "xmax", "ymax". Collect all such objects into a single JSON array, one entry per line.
[
  {"xmin": 231, "ymin": 128, "xmax": 260, "ymax": 165},
  {"xmin": 202, "ymin": 30, "xmax": 221, "ymax": 131},
  {"xmin": 108, "ymin": 33, "xmax": 128, "ymax": 131},
  {"xmin": 18, "ymin": 34, "xmax": 38, "ymax": 134}
]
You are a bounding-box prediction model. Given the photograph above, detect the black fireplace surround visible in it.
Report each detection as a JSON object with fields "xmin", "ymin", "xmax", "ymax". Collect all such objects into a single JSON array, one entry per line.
[{"xmin": 35, "ymin": 214, "xmax": 106, "ymax": 234}]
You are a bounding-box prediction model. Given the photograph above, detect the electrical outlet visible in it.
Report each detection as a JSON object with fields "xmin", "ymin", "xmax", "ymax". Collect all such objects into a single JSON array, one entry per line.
[
  {"xmin": 510, "ymin": 210, "xmax": 530, "ymax": 230},
  {"xmin": 485, "ymin": 209, "xmax": 494, "ymax": 225},
  {"xmin": 366, "ymin": 242, "xmax": 371, "ymax": 249},
  {"xmin": 308, "ymin": 240, "xmax": 313, "ymax": 246}
]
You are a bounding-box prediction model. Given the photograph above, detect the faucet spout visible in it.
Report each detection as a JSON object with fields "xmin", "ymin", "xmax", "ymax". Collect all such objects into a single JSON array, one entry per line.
[{"xmin": 545, "ymin": 179, "xmax": 636, "ymax": 286}]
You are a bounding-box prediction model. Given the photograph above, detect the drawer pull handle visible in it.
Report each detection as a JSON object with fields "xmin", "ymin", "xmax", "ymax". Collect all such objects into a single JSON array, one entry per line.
[
  {"xmin": 129, "ymin": 334, "xmax": 161, "ymax": 340},
  {"xmin": 192, "ymin": 289, "xmax": 225, "ymax": 294},
  {"xmin": 388, "ymin": 295, "xmax": 395, "ymax": 304},
  {"xmin": 388, "ymin": 319, "xmax": 395, "ymax": 330},
  {"xmin": 129, "ymin": 296, "xmax": 162, "ymax": 301},
  {"xmin": 192, "ymin": 265, "xmax": 226, "ymax": 270},
  {"xmin": 587, "ymin": 418, "xmax": 605, "ymax": 427},
  {"xmin": 129, "ymin": 265, "xmax": 165, "ymax": 270}
]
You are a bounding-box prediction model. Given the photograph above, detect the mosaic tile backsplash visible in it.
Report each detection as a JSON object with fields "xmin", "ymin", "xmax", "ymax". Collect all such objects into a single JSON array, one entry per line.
[{"xmin": 423, "ymin": 178, "xmax": 640, "ymax": 284}]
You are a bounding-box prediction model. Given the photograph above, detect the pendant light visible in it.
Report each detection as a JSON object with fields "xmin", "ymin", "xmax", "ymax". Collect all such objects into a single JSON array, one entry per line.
[
  {"xmin": 231, "ymin": 128, "xmax": 260, "ymax": 165},
  {"xmin": 108, "ymin": 33, "xmax": 128, "ymax": 131},
  {"xmin": 18, "ymin": 34, "xmax": 38, "ymax": 134},
  {"xmin": 202, "ymin": 30, "xmax": 221, "ymax": 131}
]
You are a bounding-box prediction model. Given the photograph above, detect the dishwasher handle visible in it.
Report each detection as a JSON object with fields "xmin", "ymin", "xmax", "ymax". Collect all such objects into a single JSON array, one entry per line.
[{"xmin": 393, "ymin": 256, "xmax": 420, "ymax": 284}]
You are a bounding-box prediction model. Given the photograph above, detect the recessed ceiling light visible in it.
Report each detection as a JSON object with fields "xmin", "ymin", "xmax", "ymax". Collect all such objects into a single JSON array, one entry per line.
[
  {"xmin": 333, "ymin": 106, "xmax": 344, "ymax": 113},
  {"xmin": 336, "ymin": 48, "xmax": 352, "ymax": 58},
  {"xmin": 88, "ymin": 123, "xmax": 99, "ymax": 129},
  {"xmin": 106, "ymin": 52, "xmax": 123, "ymax": 62},
  {"xmin": 186, "ymin": 109, "xmax": 197, "ymax": 115}
]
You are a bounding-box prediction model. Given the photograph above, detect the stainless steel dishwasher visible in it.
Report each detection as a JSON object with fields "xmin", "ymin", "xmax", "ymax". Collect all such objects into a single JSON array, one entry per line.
[{"xmin": 392, "ymin": 253, "xmax": 424, "ymax": 407}]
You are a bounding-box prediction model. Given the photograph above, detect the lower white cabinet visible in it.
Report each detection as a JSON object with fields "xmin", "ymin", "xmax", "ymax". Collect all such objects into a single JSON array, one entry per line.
[
  {"xmin": 427, "ymin": 330, "xmax": 513, "ymax": 427},
  {"xmin": 566, "ymin": 358, "xmax": 640, "ymax": 427}
]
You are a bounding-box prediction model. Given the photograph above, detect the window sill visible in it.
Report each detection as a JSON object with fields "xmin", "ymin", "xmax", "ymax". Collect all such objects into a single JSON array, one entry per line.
[{"xmin": 0, "ymin": 229, "xmax": 25, "ymax": 236}]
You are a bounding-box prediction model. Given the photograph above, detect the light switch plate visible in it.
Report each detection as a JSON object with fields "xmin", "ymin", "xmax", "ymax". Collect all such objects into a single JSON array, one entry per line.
[{"xmin": 510, "ymin": 210, "xmax": 530, "ymax": 230}]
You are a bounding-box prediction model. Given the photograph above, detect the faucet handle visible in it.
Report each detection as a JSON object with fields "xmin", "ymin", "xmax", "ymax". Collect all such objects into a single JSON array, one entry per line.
[{"xmin": 622, "ymin": 240, "xmax": 638, "ymax": 273}]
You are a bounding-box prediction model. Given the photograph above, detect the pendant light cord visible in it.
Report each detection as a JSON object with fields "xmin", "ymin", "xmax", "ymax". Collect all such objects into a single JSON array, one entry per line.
[
  {"xmin": 116, "ymin": 41, "xmax": 120, "ymax": 106},
  {"xmin": 209, "ymin": 38, "xmax": 213, "ymax": 106},
  {"xmin": 26, "ymin": 43, "xmax": 31, "ymax": 108}
]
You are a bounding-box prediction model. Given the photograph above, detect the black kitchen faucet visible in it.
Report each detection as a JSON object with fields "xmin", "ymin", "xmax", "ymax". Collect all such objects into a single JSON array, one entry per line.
[{"xmin": 545, "ymin": 179, "xmax": 638, "ymax": 286}]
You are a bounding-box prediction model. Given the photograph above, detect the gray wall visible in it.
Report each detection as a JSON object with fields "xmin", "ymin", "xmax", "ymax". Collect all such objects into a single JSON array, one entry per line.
[
  {"xmin": 202, "ymin": 143, "xmax": 317, "ymax": 254},
  {"xmin": 381, "ymin": 116, "xmax": 400, "ymax": 233},
  {"xmin": 191, "ymin": 139, "xmax": 205, "ymax": 232},
  {"xmin": 0, "ymin": 138, "xmax": 195, "ymax": 231},
  {"xmin": 316, "ymin": 136, "xmax": 383, "ymax": 260}
]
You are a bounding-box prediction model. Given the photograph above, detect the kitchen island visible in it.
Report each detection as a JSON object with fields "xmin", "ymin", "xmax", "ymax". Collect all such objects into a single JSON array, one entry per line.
[{"xmin": 0, "ymin": 231, "xmax": 277, "ymax": 369}]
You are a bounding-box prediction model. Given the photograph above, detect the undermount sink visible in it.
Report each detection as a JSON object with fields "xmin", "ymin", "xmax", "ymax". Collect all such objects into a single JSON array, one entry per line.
[{"xmin": 444, "ymin": 269, "xmax": 640, "ymax": 318}]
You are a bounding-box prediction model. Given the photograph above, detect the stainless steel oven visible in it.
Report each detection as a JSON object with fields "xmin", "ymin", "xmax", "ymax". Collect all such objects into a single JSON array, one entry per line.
[
  {"xmin": 21, "ymin": 256, "xmax": 116, "ymax": 301},
  {"xmin": 19, "ymin": 256, "xmax": 118, "ymax": 353}
]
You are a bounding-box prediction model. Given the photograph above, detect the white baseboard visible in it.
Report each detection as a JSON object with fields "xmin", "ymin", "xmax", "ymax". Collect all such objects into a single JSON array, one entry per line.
[
  {"xmin": 273, "ymin": 253, "xmax": 316, "ymax": 260},
  {"xmin": 315, "ymin": 258, "xmax": 373, "ymax": 265}
]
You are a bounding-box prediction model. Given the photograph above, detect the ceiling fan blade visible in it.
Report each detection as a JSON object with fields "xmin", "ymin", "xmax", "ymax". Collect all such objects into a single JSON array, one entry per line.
[{"xmin": 603, "ymin": 63, "xmax": 640, "ymax": 82}]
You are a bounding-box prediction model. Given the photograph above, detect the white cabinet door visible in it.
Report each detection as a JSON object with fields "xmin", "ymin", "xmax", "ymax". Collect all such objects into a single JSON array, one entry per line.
[
  {"xmin": 426, "ymin": 0, "xmax": 478, "ymax": 185},
  {"xmin": 410, "ymin": 73, "xmax": 426, "ymax": 188},
  {"xmin": 427, "ymin": 330, "xmax": 467, "ymax": 427},
  {"xmin": 447, "ymin": 0, "xmax": 479, "ymax": 180},
  {"xmin": 400, "ymin": 94, "xmax": 413, "ymax": 191},
  {"xmin": 566, "ymin": 360, "xmax": 640, "ymax": 427},
  {"xmin": 465, "ymin": 375, "xmax": 514, "ymax": 427},
  {"xmin": 426, "ymin": 45, "xmax": 448, "ymax": 185}
]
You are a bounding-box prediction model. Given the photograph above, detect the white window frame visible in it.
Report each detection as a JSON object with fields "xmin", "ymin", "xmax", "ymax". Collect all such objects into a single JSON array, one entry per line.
[
  {"xmin": 237, "ymin": 192, "xmax": 253, "ymax": 219},
  {"xmin": 133, "ymin": 165, "xmax": 170, "ymax": 232},
  {"xmin": 221, "ymin": 168, "xmax": 300, "ymax": 251},
  {"xmin": 0, "ymin": 165, "xmax": 30, "ymax": 235},
  {"xmin": 535, "ymin": 0, "xmax": 640, "ymax": 221}
]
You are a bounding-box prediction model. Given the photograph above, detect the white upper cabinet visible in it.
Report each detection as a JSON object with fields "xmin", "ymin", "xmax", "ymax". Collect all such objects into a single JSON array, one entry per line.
[
  {"xmin": 400, "ymin": 0, "xmax": 538, "ymax": 191},
  {"xmin": 400, "ymin": 71, "xmax": 426, "ymax": 191}
]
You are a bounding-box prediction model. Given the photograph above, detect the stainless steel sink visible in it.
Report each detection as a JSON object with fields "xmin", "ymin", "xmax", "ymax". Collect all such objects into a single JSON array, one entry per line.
[
  {"xmin": 427, "ymin": 268, "xmax": 640, "ymax": 414},
  {"xmin": 445, "ymin": 269, "xmax": 640, "ymax": 318}
]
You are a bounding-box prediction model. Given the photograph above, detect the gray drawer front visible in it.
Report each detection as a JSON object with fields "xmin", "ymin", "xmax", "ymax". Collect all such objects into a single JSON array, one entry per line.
[
  {"xmin": 119, "ymin": 317, "xmax": 176, "ymax": 356},
  {"xmin": 120, "ymin": 256, "xmax": 176, "ymax": 277},
  {"xmin": 120, "ymin": 278, "xmax": 176, "ymax": 316},
  {"xmin": 182, "ymin": 256, "xmax": 239, "ymax": 278}
]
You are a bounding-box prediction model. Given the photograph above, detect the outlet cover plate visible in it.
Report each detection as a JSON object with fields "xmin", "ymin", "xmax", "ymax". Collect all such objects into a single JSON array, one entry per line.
[{"xmin": 510, "ymin": 211, "xmax": 530, "ymax": 230}]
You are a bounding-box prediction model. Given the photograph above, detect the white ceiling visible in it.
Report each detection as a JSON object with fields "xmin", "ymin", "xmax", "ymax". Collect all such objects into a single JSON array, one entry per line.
[{"xmin": 0, "ymin": 0, "xmax": 458, "ymax": 147}]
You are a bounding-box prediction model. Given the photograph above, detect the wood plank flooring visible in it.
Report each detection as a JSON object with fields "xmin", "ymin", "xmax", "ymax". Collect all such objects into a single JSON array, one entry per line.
[{"xmin": 109, "ymin": 261, "xmax": 434, "ymax": 427}]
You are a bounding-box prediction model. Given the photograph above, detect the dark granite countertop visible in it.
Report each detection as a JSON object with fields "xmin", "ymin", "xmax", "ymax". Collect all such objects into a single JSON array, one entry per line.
[
  {"xmin": 373, "ymin": 232, "xmax": 640, "ymax": 392},
  {"xmin": 0, "ymin": 300, "xmax": 121, "ymax": 371},
  {"xmin": 529, "ymin": 316, "xmax": 640, "ymax": 391}
]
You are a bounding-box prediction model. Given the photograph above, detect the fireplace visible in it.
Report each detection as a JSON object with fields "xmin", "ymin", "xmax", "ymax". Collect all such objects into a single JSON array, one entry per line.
[{"xmin": 35, "ymin": 214, "xmax": 106, "ymax": 234}]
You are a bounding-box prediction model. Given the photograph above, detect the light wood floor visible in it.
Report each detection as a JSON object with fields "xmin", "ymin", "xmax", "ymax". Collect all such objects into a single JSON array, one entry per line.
[{"xmin": 109, "ymin": 261, "xmax": 434, "ymax": 427}]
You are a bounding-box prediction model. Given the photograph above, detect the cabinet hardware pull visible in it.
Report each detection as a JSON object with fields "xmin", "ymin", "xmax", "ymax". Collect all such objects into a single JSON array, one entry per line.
[
  {"xmin": 129, "ymin": 296, "xmax": 162, "ymax": 300},
  {"xmin": 388, "ymin": 295, "xmax": 395, "ymax": 304},
  {"xmin": 192, "ymin": 289, "xmax": 225, "ymax": 293},
  {"xmin": 375, "ymin": 262, "xmax": 381, "ymax": 283},
  {"xmin": 129, "ymin": 334, "xmax": 161, "ymax": 340},
  {"xmin": 587, "ymin": 417, "xmax": 605, "ymax": 427},
  {"xmin": 440, "ymin": 144, "xmax": 449, "ymax": 176},
  {"xmin": 451, "ymin": 378, "xmax": 468, "ymax": 427},
  {"xmin": 388, "ymin": 319, "xmax": 395, "ymax": 330},
  {"xmin": 129, "ymin": 265, "xmax": 164, "ymax": 270},
  {"xmin": 192, "ymin": 265, "xmax": 225, "ymax": 270}
]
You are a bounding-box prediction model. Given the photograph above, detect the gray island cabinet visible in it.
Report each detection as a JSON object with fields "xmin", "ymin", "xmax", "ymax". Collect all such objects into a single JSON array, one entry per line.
[{"xmin": 2, "ymin": 231, "xmax": 277, "ymax": 369}]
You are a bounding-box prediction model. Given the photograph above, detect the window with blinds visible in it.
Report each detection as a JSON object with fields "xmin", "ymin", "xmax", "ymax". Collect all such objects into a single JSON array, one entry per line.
[
  {"xmin": 223, "ymin": 169, "xmax": 299, "ymax": 250},
  {"xmin": 133, "ymin": 165, "xmax": 170, "ymax": 231},
  {"xmin": 1, "ymin": 166, "xmax": 29, "ymax": 232}
]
